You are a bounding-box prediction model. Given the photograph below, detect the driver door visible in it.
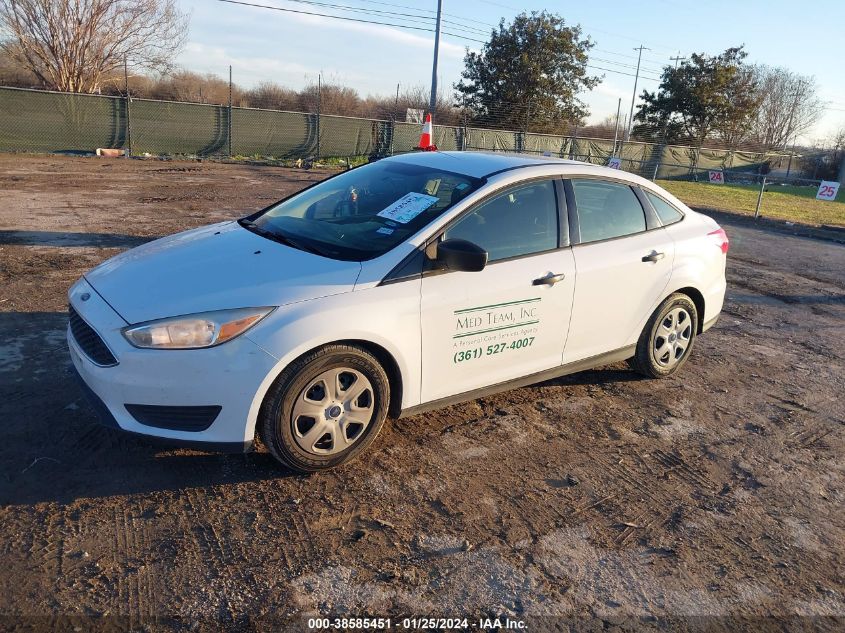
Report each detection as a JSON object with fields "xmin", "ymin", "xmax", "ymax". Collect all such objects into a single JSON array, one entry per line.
[{"xmin": 419, "ymin": 178, "xmax": 576, "ymax": 403}]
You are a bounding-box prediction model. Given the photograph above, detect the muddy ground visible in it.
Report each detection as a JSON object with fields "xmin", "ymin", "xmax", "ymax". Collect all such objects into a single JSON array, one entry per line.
[{"xmin": 0, "ymin": 155, "xmax": 843, "ymax": 631}]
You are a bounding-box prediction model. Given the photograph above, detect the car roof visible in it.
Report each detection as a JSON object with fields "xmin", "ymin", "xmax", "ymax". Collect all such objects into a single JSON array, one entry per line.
[{"xmin": 388, "ymin": 150, "xmax": 632, "ymax": 181}]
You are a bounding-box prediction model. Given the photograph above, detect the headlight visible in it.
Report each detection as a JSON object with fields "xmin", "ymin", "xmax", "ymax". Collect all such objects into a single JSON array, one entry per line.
[{"xmin": 122, "ymin": 307, "xmax": 274, "ymax": 349}]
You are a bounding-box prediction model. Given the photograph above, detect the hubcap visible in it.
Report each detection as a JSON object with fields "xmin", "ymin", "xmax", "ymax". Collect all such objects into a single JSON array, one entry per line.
[
  {"xmin": 291, "ymin": 367, "xmax": 375, "ymax": 455},
  {"xmin": 652, "ymin": 307, "xmax": 692, "ymax": 368}
]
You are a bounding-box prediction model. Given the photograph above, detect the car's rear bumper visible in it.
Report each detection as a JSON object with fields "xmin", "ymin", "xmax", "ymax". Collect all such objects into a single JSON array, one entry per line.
[{"xmin": 68, "ymin": 278, "xmax": 278, "ymax": 449}]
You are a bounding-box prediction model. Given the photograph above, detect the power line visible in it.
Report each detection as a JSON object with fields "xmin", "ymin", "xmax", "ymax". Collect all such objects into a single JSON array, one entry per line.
[
  {"xmin": 590, "ymin": 57, "xmax": 662, "ymax": 79},
  {"xmin": 588, "ymin": 64, "xmax": 660, "ymax": 80},
  {"xmin": 351, "ymin": 0, "xmax": 500, "ymax": 31},
  {"xmin": 217, "ymin": 0, "xmax": 672, "ymax": 83},
  {"xmin": 593, "ymin": 50, "xmax": 666, "ymax": 74},
  {"xmin": 274, "ymin": 1, "xmax": 678, "ymax": 76},
  {"xmin": 265, "ymin": 0, "xmax": 491, "ymax": 36},
  {"xmin": 216, "ymin": 0, "xmax": 488, "ymax": 42}
]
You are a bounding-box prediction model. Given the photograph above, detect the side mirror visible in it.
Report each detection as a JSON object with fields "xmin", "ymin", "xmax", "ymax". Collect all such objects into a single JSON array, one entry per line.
[{"xmin": 436, "ymin": 238, "xmax": 488, "ymax": 272}]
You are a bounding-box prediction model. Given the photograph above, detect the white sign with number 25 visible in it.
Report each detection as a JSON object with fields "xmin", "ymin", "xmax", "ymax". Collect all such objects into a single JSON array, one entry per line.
[{"xmin": 816, "ymin": 181, "xmax": 840, "ymax": 201}]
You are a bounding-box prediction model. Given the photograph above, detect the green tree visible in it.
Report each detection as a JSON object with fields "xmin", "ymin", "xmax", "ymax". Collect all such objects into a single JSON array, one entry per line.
[
  {"xmin": 633, "ymin": 47, "xmax": 760, "ymax": 146},
  {"xmin": 455, "ymin": 11, "xmax": 599, "ymax": 134}
]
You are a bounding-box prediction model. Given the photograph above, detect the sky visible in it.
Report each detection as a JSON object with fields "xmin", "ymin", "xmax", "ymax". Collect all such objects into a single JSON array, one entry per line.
[{"xmin": 176, "ymin": 0, "xmax": 845, "ymax": 143}]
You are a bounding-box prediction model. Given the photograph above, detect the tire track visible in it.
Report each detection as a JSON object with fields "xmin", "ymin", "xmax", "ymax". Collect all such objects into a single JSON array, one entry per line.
[
  {"xmin": 651, "ymin": 449, "xmax": 715, "ymax": 489},
  {"xmin": 181, "ymin": 485, "xmax": 248, "ymax": 622},
  {"xmin": 112, "ymin": 505, "xmax": 156, "ymax": 625},
  {"xmin": 255, "ymin": 483, "xmax": 324, "ymax": 576},
  {"xmin": 585, "ymin": 447, "xmax": 722, "ymax": 548},
  {"xmin": 38, "ymin": 513, "xmax": 65, "ymax": 584}
]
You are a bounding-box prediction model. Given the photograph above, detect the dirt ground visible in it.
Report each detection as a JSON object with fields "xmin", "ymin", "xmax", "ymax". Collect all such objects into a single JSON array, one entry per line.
[{"xmin": 0, "ymin": 155, "xmax": 843, "ymax": 631}]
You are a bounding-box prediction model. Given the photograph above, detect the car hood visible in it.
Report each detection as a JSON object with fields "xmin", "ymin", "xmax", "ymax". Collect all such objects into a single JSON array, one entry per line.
[{"xmin": 84, "ymin": 221, "xmax": 362, "ymax": 324}]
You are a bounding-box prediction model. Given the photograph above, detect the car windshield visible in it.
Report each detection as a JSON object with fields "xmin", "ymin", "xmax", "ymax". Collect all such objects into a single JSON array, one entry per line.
[{"xmin": 243, "ymin": 159, "xmax": 484, "ymax": 261}]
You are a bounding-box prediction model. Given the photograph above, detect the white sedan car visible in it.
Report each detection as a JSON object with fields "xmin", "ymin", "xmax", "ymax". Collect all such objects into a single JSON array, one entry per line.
[{"xmin": 68, "ymin": 152, "xmax": 728, "ymax": 472}]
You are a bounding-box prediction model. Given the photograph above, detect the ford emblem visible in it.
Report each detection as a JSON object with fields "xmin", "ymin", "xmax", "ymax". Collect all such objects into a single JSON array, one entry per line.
[{"xmin": 80, "ymin": 293, "xmax": 90, "ymax": 302}]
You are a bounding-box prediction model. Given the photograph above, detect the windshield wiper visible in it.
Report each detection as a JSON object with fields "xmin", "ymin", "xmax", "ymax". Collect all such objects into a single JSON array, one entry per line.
[{"xmin": 238, "ymin": 218, "xmax": 329, "ymax": 257}]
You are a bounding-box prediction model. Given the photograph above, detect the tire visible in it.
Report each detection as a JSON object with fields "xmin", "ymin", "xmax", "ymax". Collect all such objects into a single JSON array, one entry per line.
[
  {"xmin": 259, "ymin": 344, "xmax": 390, "ymax": 473},
  {"xmin": 630, "ymin": 293, "xmax": 698, "ymax": 379}
]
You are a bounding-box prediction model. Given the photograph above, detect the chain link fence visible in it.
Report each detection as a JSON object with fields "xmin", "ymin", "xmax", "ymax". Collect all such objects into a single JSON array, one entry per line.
[{"xmin": 1, "ymin": 86, "xmax": 795, "ymax": 175}]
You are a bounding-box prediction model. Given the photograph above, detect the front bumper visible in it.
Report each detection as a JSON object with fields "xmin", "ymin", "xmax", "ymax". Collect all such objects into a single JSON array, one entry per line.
[{"xmin": 68, "ymin": 278, "xmax": 279, "ymax": 449}]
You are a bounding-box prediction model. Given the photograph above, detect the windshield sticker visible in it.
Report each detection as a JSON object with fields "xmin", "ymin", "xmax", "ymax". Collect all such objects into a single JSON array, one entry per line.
[
  {"xmin": 376, "ymin": 227, "xmax": 394, "ymax": 235},
  {"xmin": 377, "ymin": 192, "xmax": 439, "ymax": 224}
]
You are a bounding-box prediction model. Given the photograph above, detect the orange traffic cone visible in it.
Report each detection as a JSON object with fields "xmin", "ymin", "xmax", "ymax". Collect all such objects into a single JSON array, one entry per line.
[{"xmin": 417, "ymin": 113, "xmax": 437, "ymax": 151}]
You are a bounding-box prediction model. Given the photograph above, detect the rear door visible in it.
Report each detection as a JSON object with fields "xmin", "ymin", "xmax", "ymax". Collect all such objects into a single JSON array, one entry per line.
[
  {"xmin": 565, "ymin": 178, "xmax": 674, "ymax": 363},
  {"xmin": 419, "ymin": 178, "xmax": 576, "ymax": 403}
]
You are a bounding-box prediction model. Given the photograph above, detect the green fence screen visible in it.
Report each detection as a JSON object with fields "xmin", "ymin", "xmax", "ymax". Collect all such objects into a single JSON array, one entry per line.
[{"xmin": 0, "ymin": 86, "xmax": 789, "ymax": 176}]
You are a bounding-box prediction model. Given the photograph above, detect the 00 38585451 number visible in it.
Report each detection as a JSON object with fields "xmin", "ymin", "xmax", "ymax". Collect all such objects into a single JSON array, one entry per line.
[{"xmin": 452, "ymin": 337, "xmax": 535, "ymax": 364}]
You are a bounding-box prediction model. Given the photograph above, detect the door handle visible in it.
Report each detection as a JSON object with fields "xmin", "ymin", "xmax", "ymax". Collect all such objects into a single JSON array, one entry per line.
[
  {"xmin": 642, "ymin": 251, "xmax": 665, "ymax": 263},
  {"xmin": 533, "ymin": 272, "xmax": 566, "ymax": 286}
]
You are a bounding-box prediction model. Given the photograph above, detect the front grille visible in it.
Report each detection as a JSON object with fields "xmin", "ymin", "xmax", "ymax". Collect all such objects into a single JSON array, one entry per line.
[
  {"xmin": 69, "ymin": 305, "xmax": 118, "ymax": 366},
  {"xmin": 124, "ymin": 404, "xmax": 222, "ymax": 432}
]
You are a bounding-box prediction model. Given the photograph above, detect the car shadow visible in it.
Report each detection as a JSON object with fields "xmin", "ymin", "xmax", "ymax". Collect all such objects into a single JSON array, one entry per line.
[
  {"xmin": 539, "ymin": 364, "xmax": 645, "ymax": 388},
  {"xmin": 0, "ymin": 311, "xmax": 298, "ymax": 507},
  {"xmin": 1, "ymin": 310, "xmax": 647, "ymax": 506},
  {"xmin": 0, "ymin": 230, "xmax": 159, "ymax": 248}
]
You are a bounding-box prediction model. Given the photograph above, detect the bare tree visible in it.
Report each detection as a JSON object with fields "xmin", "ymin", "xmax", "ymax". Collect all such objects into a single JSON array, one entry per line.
[
  {"xmin": 244, "ymin": 81, "xmax": 298, "ymax": 111},
  {"xmin": 298, "ymin": 81, "xmax": 362, "ymax": 117},
  {"xmin": 151, "ymin": 70, "xmax": 232, "ymax": 104},
  {"xmin": 578, "ymin": 114, "xmax": 620, "ymax": 140},
  {"xmin": 0, "ymin": 0, "xmax": 189, "ymax": 93},
  {"xmin": 750, "ymin": 66, "xmax": 823, "ymax": 150}
]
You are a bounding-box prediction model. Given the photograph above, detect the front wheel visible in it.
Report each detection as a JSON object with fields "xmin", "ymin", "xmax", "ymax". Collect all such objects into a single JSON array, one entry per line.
[
  {"xmin": 259, "ymin": 344, "xmax": 390, "ymax": 472},
  {"xmin": 630, "ymin": 293, "xmax": 698, "ymax": 378}
]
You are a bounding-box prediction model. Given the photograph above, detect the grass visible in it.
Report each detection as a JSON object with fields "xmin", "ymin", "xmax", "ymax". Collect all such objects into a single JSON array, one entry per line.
[{"xmin": 658, "ymin": 180, "xmax": 845, "ymax": 227}]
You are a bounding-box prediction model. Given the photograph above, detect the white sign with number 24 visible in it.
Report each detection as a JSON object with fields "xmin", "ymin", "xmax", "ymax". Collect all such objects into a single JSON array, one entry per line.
[
  {"xmin": 816, "ymin": 181, "xmax": 840, "ymax": 201},
  {"xmin": 708, "ymin": 171, "xmax": 725, "ymax": 184}
]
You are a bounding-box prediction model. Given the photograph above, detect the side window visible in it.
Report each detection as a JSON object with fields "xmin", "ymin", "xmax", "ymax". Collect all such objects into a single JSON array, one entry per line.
[
  {"xmin": 572, "ymin": 179, "xmax": 646, "ymax": 243},
  {"xmin": 645, "ymin": 190, "xmax": 684, "ymax": 225},
  {"xmin": 443, "ymin": 180, "xmax": 559, "ymax": 262}
]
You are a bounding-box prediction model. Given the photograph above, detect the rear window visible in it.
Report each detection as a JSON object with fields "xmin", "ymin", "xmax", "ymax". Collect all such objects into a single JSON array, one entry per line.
[
  {"xmin": 645, "ymin": 191, "xmax": 684, "ymax": 225},
  {"xmin": 572, "ymin": 180, "xmax": 646, "ymax": 243}
]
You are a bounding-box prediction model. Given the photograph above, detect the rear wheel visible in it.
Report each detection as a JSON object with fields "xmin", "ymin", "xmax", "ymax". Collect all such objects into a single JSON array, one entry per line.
[
  {"xmin": 630, "ymin": 293, "xmax": 698, "ymax": 378},
  {"xmin": 259, "ymin": 344, "xmax": 390, "ymax": 472}
]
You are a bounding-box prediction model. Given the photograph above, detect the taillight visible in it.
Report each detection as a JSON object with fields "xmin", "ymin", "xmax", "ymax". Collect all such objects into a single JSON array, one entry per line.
[{"xmin": 708, "ymin": 228, "xmax": 729, "ymax": 254}]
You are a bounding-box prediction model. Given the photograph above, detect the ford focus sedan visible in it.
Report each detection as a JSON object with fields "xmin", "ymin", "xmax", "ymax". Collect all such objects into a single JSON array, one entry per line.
[{"xmin": 68, "ymin": 152, "xmax": 728, "ymax": 472}]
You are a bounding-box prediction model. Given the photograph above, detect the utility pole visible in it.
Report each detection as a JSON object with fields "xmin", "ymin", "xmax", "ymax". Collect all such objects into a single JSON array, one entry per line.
[
  {"xmin": 227, "ymin": 65, "xmax": 233, "ymax": 157},
  {"xmin": 625, "ymin": 45, "xmax": 650, "ymax": 141},
  {"xmin": 429, "ymin": 0, "xmax": 443, "ymax": 115},
  {"xmin": 124, "ymin": 55, "xmax": 132, "ymax": 156},
  {"xmin": 612, "ymin": 97, "xmax": 621, "ymax": 155},
  {"xmin": 316, "ymin": 73, "xmax": 321, "ymax": 160}
]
